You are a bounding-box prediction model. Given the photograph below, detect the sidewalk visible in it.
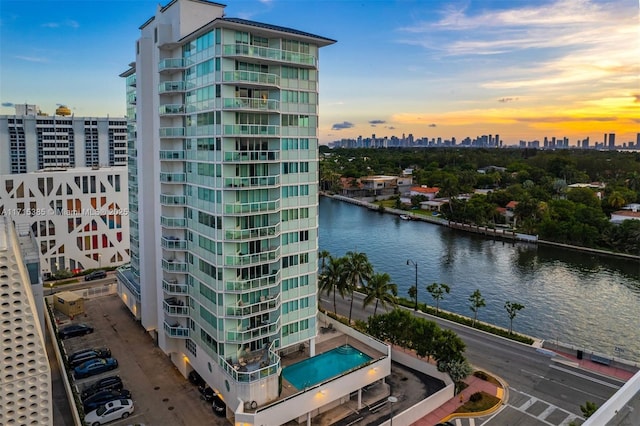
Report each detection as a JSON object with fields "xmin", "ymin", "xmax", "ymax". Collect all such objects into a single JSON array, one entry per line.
[{"xmin": 551, "ymin": 349, "xmax": 637, "ymax": 381}]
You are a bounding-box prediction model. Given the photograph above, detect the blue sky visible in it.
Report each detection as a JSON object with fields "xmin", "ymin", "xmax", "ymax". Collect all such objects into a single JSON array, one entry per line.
[{"xmin": 1, "ymin": 0, "xmax": 638, "ymax": 145}]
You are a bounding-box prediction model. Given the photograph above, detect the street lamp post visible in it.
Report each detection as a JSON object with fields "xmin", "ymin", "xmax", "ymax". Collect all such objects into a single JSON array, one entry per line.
[
  {"xmin": 388, "ymin": 396, "xmax": 398, "ymax": 426},
  {"xmin": 98, "ymin": 254, "xmax": 102, "ymax": 269},
  {"xmin": 406, "ymin": 259, "xmax": 418, "ymax": 311}
]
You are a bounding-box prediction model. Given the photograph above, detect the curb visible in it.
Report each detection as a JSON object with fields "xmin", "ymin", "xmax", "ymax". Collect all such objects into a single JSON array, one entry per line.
[{"xmin": 439, "ymin": 370, "xmax": 509, "ymax": 423}]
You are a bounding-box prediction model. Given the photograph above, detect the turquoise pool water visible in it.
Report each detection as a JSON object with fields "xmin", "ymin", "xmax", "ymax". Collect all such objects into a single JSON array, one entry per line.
[{"xmin": 282, "ymin": 344, "xmax": 373, "ymax": 389}]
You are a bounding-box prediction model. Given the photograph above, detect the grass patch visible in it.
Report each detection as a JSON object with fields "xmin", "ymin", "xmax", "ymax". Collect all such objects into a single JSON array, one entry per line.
[
  {"xmin": 50, "ymin": 279, "xmax": 79, "ymax": 287},
  {"xmin": 455, "ymin": 391, "xmax": 500, "ymax": 413},
  {"xmin": 473, "ymin": 371, "xmax": 502, "ymax": 387}
]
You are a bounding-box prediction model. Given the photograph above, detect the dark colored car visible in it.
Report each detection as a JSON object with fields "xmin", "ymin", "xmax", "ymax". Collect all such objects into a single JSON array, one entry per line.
[
  {"xmin": 81, "ymin": 376, "xmax": 123, "ymax": 400},
  {"xmin": 58, "ymin": 323, "xmax": 94, "ymax": 340},
  {"xmin": 199, "ymin": 385, "xmax": 214, "ymax": 402},
  {"xmin": 85, "ymin": 270, "xmax": 107, "ymax": 281},
  {"xmin": 68, "ymin": 347, "xmax": 111, "ymax": 368},
  {"xmin": 188, "ymin": 370, "xmax": 205, "ymax": 387},
  {"xmin": 82, "ymin": 388, "xmax": 132, "ymax": 412},
  {"xmin": 212, "ymin": 394, "xmax": 226, "ymax": 417},
  {"xmin": 74, "ymin": 358, "xmax": 118, "ymax": 379}
]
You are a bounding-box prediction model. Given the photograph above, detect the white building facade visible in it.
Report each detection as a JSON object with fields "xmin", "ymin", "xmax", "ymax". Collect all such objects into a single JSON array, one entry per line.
[
  {"xmin": 117, "ymin": 0, "xmax": 336, "ymax": 422},
  {"xmin": 0, "ymin": 216, "xmax": 52, "ymax": 426},
  {"xmin": 0, "ymin": 168, "xmax": 130, "ymax": 275}
]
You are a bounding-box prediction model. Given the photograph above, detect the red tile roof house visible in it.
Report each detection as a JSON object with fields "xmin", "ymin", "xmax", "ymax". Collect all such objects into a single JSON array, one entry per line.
[
  {"xmin": 500, "ymin": 201, "xmax": 519, "ymax": 226},
  {"xmin": 408, "ymin": 186, "xmax": 440, "ymax": 200}
]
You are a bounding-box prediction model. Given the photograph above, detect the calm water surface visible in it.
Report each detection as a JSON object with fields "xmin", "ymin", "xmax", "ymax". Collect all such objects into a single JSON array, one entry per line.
[{"xmin": 318, "ymin": 197, "xmax": 640, "ymax": 361}]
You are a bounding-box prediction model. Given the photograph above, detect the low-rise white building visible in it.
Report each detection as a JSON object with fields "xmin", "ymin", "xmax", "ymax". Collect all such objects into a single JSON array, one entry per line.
[{"xmin": 0, "ymin": 167, "xmax": 130, "ymax": 276}]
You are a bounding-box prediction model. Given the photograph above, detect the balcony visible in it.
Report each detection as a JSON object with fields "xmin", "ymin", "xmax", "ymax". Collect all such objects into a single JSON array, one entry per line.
[
  {"xmin": 161, "ymin": 236, "xmax": 187, "ymax": 250},
  {"xmin": 162, "ymin": 279, "xmax": 188, "ymax": 295},
  {"xmin": 224, "ymin": 200, "xmax": 280, "ymax": 216},
  {"xmin": 163, "ymin": 298, "xmax": 189, "ymax": 317},
  {"xmin": 159, "ymin": 127, "xmax": 185, "ymax": 138},
  {"xmin": 160, "ymin": 194, "xmax": 186, "ymax": 205},
  {"xmin": 223, "ymin": 124, "xmax": 279, "ymax": 137},
  {"xmin": 223, "ymin": 150, "xmax": 279, "ymax": 163},
  {"xmin": 163, "ymin": 320, "xmax": 190, "ymax": 339},
  {"xmin": 222, "ymin": 97, "xmax": 279, "ymax": 112},
  {"xmin": 160, "ymin": 172, "xmax": 186, "ymax": 183},
  {"xmin": 226, "ymin": 294, "xmax": 280, "ymax": 317},
  {"xmin": 225, "ymin": 248, "xmax": 280, "ymax": 267},
  {"xmin": 161, "ymin": 216, "xmax": 186, "ymax": 228},
  {"xmin": 159, "ymin": 104, "xmax": 186, "ymax": 116},
  {"xmin": 225, "ymin": 270, "xmax": 280, "ymax": 293},
  {"xmin": 224, "ymin": 224, "xmax": 280, "ymax": 241},
  {"xmin": 158, "ymin": 81, "xmax": 193, "ymax": 94},
  {"xmin": 162, "ymin": 258, "xmax": 188, "ymax": 272},
  {"xmin": 158, "ymin": 58, "xmax": 192, "ymax": 72},
  {"xmin": 224, "ymin": 175, "xmax": 279, "ymax": 189},
  {"xmin": 222, "ymin": 70, "xmax": 279, "ymax": 87},
  {"xmin": 222, "ymin": 44, "xmax": 316, "ymax": 67},
  {"xmin": 226, "ymin": 323, "xmax": 278, "ymax": 343},
  {"xmin": 160, "ymin": 150, "xmax": 185, "ymax": 160}
]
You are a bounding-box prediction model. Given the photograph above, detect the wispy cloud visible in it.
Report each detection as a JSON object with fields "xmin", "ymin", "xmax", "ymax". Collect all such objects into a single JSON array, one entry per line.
[
  {"xmin": 15, "ymin": 55, "xmax": 48, "ymax": 63},
  {"xmin": 428, "ymin": 123, "xmax": 437, "ymax": 127},
  {"xmin": 332, "ymin": 121, "xmax": 354, "ymax": 130},
  {"xmin": 2, "ymin": 102, "xmax": 15, "ymax": 107},
  {"xmin": 42, "ymin": 19, "xmax": 79, "ymax": 29},
  {"xmin": 498, "ymin": 98, "xmax": 518, "ymax": 103},
  {"xmin": 369, "ymin": 119, "xmax": 385, "ymax": 127}
]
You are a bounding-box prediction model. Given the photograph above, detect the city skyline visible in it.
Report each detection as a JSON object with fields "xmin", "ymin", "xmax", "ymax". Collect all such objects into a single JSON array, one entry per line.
[{"xmin": 1, "ymin": 0, "xmax": 638, "ymax": 144}]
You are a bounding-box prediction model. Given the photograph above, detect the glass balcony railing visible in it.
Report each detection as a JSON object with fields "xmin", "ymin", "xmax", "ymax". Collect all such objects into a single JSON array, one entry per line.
[
  {"xmin": 225, "ymin": 248, "xmax": 280, "ymax": 267},
  {"xmin": 222, "ymin": 97, "xmax": 279, "ymax": 111},
  {"xmin": 158, "ymin": 58, "xmax": 192, "ymax": 71},
  {"xmin": 159, "ymin": 104, "xmax": 186, "ymax": 115},
  {"xmin": 163, "ymin": 320, "xmax": 190, "ymax": 339},
  {"xmin": 162, "ymin": 258, "xmax": 188, "ymax": 272},
  {"xmin": 226, "ymin": 323, "xmax": 278, "ymax": 343},
  {"xmin": 161, "ymin": 216, "xmax": 186, "ymax": 228},
  {"xmin": 161, "ymin": 236, "xmax": 187, "ymax": 250},
  {"xmin": 224, "ymin": 224, "xmax": 280, "ymax": 241},
  {"xmin": 224, "ymin": 200, "xmax": 280, "ymax": 216},
  {"xmin": 159, "ymin": 127, "xmax": 185, "ymax": 138},
  {"xmin": 223, "ymin": 150, "xmax": 279, "ymax": 163},
  {"xmin": 223, "ymin": 44, "xmax": 316, "ymax": 67},
  {"xmin": 222, "ymin": 70, "xmax": 280, "ymax": 87},
  {"xmin": 223, "ymin": 124, "xmax": 279, "ymax": 136},
  {"xmin": 224, "ymin": 175, "xmax": 279, "ymax": 189},
  {"xmin": 162, "ymin": 279, "xmax": 188, "ymax": 295},
  {"xmin": 160, "ymin": 194, "xmax": 186, "ymax": 205},
  {"xmin": 160, "ymin": 172, "xmax": 186, "ymax": 183},
  {"xmin": 158, "ymin": 81, "xmax": 193, "ymax": 93},
  {"xmin": 225, "ymin": 271, "xmax": 279, "ymax": 293},
  {"xmin": 225, "ymin": 294, "xmax": 280, "ymax": 317},
  {"xmin": 160, "ymin": 150, "xmax": 185, "ymax": 160},
  {"xmin": 163, "ymin": 299, "xmax": 189, "ymax": 316}
]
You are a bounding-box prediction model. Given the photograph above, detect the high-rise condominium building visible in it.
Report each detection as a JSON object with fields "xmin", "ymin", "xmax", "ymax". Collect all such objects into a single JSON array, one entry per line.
[
  {"xmin": 0, "ymin": 217, "xmax": 52, "ymax": 426},
  {"xmin": 117, "ymin": 0, "xmax": 338, "ymax": 422},
  {"xmin": 0, "ymin": 107, "xmax": 130, "ymax": 275}
]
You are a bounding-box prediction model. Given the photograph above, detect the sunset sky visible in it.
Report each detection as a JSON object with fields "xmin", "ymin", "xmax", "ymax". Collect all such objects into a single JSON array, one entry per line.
[{"xmin": 1, "ymin": 0, "xmax": 638, "ymax": 145}]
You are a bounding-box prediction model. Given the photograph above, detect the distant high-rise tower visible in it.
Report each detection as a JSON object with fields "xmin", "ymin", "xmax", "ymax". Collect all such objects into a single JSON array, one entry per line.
[{"xmin": 609, "ymin": 133, "xmax": 616, "ymax": 149}]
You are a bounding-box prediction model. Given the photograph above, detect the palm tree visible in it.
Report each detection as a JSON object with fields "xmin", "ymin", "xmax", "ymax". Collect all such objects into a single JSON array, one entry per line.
[
  {"xmin": 342, "ymin": 251, "xmax": 373, "ymax": 323},
  {"xmin": 607, "ymin": 191, "xmax": 626, "ymax": 210},
  {"xmin": 362, "ymin": 272, "xmax": 398, "ymax": 316},
  {"xmin": 318, "ymin": 256, "xmax": 345, "ymax": 315},
  {"xmin": 318, "ymin": 249, "xmax": 330, "ymax": 275}
]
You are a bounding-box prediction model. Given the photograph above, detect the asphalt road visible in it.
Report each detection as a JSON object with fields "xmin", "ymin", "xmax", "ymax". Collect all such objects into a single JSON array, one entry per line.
[{"xmin": 321, "ymin": 291, "xmax": 624, "ymax": 425}]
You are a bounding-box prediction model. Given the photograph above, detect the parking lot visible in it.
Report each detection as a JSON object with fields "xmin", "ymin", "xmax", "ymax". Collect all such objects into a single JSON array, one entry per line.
[{"xmin": 57, "ymin": 294, "xmax": 228, "ymax": 426}]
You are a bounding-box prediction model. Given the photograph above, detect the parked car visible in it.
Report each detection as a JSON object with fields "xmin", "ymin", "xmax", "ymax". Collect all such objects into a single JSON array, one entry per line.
[
  {"xmin": 58, "ymin": 323, "xmax": 94, "ymax": 340},
  {"xmin": 85, "ymin": 270, "xmax": 107, "ymax": 281},
  {"xmin": 81, "ymin": 376, "xmax": 123, "ymax": 400},
  {"xmin": 68, "ymin": 347, "xmax": 111, "ymax": 368},
  {"xmin": 82, "ymin": 389, "xmax": 131, "ymax": 412},
  {"xmin": 212, "ymin": 394, "xmax": 226, "ymax": 417},
  {"xmin": 84, "ymin": 399, "xmax": 133, "ymax": 425},
  {"xmin": 74, "ymin": 358, "xmax": 118, "ymax": 379},
  {"xmin": 199, "ymin": 385, "xmax": 214, "ymax": 402},
  {"xmin": 188, "ymin": 370, "xmax": 205, "ymax": 387}
]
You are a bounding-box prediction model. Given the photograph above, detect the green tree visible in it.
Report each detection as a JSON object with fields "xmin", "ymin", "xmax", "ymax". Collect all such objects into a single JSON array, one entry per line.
[
  {"xmin": 469, "ymin": 289, "xmax": 486, "ymax": 327},
  {"xmin": 318, "ymin": 256, "xmax": 344, "ymax": 315},
  {"xmin": 426, "ymin": 283, "xmax": 451, "ymax": 314},
  {"xmin": 504, "ymin": 301, "xmax": 525, "ymax": 334},
  {"xmin": 438, "ymin": 359, "xmax": 473, "ymax": 394},
  {"xmin": 580, "ymin": 401, "xmax": 598, "ymax": 419},
  {"xmin": 318, "ymin": 249, "xmax": 330, "ymax": 275},
  {"xmin": 408, "ymin": 285, "xmax": 417, "ymax": 308},
  {"xmin": 362, "ymin": 272, "xmax": 397, "ymax": 316},
  {"xmin": 342, "ymin": 251, "xmax": 373, "ymax": 323}
]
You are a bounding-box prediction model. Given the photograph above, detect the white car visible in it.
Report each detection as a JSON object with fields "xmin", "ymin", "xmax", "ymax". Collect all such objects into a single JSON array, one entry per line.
[{"xmin": 84, "ymin": 399, "xmax": 134, "ymax": 426}]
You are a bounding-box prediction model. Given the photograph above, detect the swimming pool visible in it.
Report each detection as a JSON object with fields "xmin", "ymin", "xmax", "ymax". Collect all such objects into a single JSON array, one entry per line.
[{"xmin": 282, "ymin": 344, "xmax": 373, "ymax": 390}]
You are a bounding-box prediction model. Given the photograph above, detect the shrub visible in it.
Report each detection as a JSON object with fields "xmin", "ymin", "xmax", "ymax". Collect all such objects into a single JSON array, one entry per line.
[{"xmin": 469, "ymin": 392, "xmax": 483, "ymax": 403}]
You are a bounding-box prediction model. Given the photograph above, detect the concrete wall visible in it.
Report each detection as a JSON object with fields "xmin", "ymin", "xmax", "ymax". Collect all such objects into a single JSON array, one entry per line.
[
  {"xmin": 379, "ymin": 384, "xmax": 454, "ymax": 426},
  {"xmin": 390, "ymin": 347, "xmax": 452, "ymax": 386}
]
